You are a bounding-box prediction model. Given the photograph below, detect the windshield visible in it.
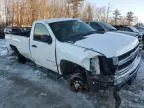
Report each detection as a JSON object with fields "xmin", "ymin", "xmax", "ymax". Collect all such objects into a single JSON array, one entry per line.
[
  {"xmin": 49, "ymin": 20, "xmax": 96, "ymax": 42},
  {"xmin": 99, "ymin": 22, "xmax": 117, "ymax": 31}
]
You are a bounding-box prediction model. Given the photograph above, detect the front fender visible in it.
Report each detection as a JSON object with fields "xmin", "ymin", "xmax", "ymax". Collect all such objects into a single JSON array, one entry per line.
[{"xmin": 56, "ymin": 42, "xmax": 102, "ymax": 73}]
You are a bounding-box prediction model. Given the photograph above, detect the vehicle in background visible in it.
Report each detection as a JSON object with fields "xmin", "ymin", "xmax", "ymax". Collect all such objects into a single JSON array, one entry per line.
[
  {"xmin": 135, "ymin": 27, "xmax": 144, "ymax": 34},
  {"xmin": 114, "ymin": 25, "xmax": 144, "ymax": 50},
  {"xmin": 0, "ymin": 27, "xmax": 5, "ymax": 38},
  {"xmin": 135, "ymin": 27, "xmax": 144, "ymax": 46},
  {"xmin": 86, "ymin": 22, "xmax": 143, "ymax": 50},
  {"xmin": 114, "ymin": 25, "xmax": 140, "ymax": 33},
  {"xmin": 5, "ymin": 18, "xmax": 141, "ymax": 91}
]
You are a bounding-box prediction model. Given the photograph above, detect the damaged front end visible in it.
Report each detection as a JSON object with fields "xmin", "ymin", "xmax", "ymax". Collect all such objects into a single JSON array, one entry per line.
[
  {"xmin": 87, "ymin": 56, "xmax": 116, "ymax": 89},
  {"xmin": 86, "ymin": 45, "xmax": 141, "ymax": 90}
]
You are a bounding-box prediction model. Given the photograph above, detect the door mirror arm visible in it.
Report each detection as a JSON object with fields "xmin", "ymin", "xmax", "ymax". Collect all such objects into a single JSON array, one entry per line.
[{"xmin": 43, "ymin": 35, "xmax": 52, "ymax": 44}]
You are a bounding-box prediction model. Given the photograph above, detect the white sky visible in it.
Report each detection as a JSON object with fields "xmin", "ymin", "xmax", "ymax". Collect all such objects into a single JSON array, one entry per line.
[{"xmin": 87, "ymin": 0, "xmax": 144, "ymax": 23}]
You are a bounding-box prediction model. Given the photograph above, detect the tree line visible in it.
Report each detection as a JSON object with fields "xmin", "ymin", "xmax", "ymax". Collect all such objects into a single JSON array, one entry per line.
[{"xmin": 0, "ymin": 0, "xmax": 142, "ymax": 27}]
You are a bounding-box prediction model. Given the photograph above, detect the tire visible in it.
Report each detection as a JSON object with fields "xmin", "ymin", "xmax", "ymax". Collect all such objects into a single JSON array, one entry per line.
[{"xmin": 12, "ymin": 47, "xmax": 27, "ymax": 64}]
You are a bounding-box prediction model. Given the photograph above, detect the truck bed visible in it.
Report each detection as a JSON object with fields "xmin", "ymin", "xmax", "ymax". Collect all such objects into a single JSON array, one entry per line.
[
  {"xmin": 5, "ymin": 27, "xmax": 32, "ymax": 60},
  {"xmin": 5, "ymin": 27, "xmax": 31, "ymax": 37}
]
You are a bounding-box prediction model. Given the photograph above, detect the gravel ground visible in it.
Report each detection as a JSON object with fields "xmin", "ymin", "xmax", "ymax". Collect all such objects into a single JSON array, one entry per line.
[{"xmin": 0, "ymin": 39, "xmax": 144, "ymax": 108}]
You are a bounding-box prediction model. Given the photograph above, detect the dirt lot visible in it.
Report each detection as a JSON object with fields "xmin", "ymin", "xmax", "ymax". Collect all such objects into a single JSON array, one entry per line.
[{"xmin": 0, "ymin": 39, "xmax": 144, "ymax": 108}]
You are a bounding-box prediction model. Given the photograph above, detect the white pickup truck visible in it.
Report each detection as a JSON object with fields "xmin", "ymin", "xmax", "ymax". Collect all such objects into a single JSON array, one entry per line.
[{"xmin": 5, "ymin": 18, "xmax": 141, "ymax": 91}]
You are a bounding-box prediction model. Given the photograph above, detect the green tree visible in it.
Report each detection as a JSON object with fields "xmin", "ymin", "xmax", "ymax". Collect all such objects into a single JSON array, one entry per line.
[
  {"xmin": 126, "ymin": 11, "xmax": 134, "ymax": 25},
  {"xmin": 113, "ymin": 9, "xmax": 121, "ymax": 25}
]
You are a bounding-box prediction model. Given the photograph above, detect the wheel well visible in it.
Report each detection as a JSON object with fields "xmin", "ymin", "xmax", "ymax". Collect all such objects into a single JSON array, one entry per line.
[
  {"xmin": 10, "ymin": 45, "xmax": 18, "ymax": 53},
  {"xmin": 60, "ymin": 60, "xmax": 86, "ymax": 78},
  {"xmin": 10, "ymin": 44, "xmax": 27, "ymax": 63}
]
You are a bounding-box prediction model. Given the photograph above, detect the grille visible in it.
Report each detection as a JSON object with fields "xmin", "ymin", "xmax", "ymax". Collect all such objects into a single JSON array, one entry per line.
[
  {"xmin": 117, "ymin": 45, "xmax": 139, "ymax": 73},
  {"xmin": 142, "ymin": 35, "xmax": 144, "ymax": 49},
  {"xmin": 99, "ymin": 44, "xmax": 140, "ymax": 76},
  {"xmin": 118, "ymin": 45, "xmax": 139, "ymax": 61}
]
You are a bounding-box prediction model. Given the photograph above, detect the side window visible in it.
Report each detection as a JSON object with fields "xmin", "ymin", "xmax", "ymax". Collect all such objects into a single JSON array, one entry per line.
[
  {"xmin": 90, "ymin": 22, "xmax": 103, "ymax": 31},
  {"xmin": 34, "ymin": 23, "xmax": 50, "ymax": 42}
]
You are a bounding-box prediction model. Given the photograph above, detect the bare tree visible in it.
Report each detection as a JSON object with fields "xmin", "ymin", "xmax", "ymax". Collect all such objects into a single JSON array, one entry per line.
[
  {"xmin": 82, "ymin": 3, "xmax": 93, "ymax": 21},
  {"xmin": 29, "ymin": 0, "xmax": 38, "ymax": 24},
  {"xmin": 0, "ymin": 4, "xmax": 2, "ymax": 26},
  {"xmin": 94, "ymin": 3, "xmax": 112, "ymax": 23},
  {"xmin": 105, "ymin": 3, "xmax": 112, "ymax": 23},
  {"xmin": 68, "ymin": 0, "xmax": 84, "ymax": 18},
  {"xmin": 6, "ymin": 0, "xmax": 140, "ymax": 27},
  {"xmin": 4, "ymin": 0, "xmax": 8, "ymax": 26},
  {"xmin": 94, "ymin": 7, "xmax": 106, "ymax": 21},
  {"xmin": 113, "ymin": 9, "xmax": 121, "ymax": 25}
]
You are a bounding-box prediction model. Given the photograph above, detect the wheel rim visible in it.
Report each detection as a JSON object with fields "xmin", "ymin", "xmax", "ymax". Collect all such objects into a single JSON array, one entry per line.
[
  {"xmin": 74, "ymin": 80, "xmax": 83, "ymax": 90},
  {"xmin": 13, "ymin": 51, "xmax": 18, "ymax": 60},
  {"xmin": 15, "ymin": 55, "xmax": 18, "ymax": 60},
  {"xmin": 70, "ymin": 79, "xmax": 84, "ymax": 92}
]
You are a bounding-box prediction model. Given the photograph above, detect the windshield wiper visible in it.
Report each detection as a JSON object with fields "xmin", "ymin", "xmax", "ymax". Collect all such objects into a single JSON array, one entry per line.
[
  {"xmin": 83, "ymin": 31, "xmax": 98, "ymax": 36},
  {"xmin": 60, "ymin": 33, "xmax": 85, "ymax": 41}
]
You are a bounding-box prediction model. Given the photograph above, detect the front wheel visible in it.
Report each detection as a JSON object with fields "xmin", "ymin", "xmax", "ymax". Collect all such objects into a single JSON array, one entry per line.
[{"xmin": 70, "ymin": 73, "xmax": 89, "ymax": 92}]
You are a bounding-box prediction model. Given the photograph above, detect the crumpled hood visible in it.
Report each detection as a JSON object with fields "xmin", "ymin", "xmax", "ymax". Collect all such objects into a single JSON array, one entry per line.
[{"xmin": 74, "ymin": 32, "xmax": 139, "ymax": 58}]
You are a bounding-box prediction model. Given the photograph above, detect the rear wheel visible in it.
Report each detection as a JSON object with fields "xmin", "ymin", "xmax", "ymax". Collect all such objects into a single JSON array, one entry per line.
[
  {"xmin": 11, "ymin": 46, "xmax": 27, "ymax": 64},
  {"xmin": 15, "ymin": 51, "xmax": 27, "ymax": 64}
]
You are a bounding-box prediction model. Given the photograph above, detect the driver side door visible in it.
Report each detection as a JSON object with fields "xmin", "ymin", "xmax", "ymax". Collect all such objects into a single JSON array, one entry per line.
[{"xmin": 30, "ymin": 23, "xmax": 57, "ymax": 72}]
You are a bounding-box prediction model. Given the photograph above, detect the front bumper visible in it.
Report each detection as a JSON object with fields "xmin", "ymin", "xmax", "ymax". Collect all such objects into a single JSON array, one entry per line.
[
  {"xmin": 114, "ymin": 55, "xmax": 141, "ymax": 89},
  {"xmin": 115, "ymin": 63, "xmax": 139, "ymax": 90}
]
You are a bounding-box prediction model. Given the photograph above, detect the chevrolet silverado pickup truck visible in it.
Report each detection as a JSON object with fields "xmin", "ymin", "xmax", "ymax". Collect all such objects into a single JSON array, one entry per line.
[
  {"xmin": 5, "ymin": 18, "xmax": 141, "ymax": 91},
  {"xmin": 86, "ymin": 21, "xmax": 144, "ymax": 50}
]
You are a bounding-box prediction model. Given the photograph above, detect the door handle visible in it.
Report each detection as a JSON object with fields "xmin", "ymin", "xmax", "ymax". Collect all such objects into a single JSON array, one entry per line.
[{"xmin": 32, "ymin": 45, "xmax": 37, "ymax": 48}]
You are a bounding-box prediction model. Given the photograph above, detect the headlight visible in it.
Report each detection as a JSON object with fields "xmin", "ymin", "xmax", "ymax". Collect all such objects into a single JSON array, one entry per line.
[
  {"xmin": 90, "ymin": 56, "xmax": 100, "ymax": 75},
  {"xmin": 99, "ymin": 56, "xmax": 117, "ymax": 75},
  {"xmin": 90, "ymin": 56, "xmax": 118, "ymax": 75}
]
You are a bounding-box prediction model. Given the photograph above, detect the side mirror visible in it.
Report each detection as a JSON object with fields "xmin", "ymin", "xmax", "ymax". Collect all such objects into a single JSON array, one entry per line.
[{"xmin": 43, "ymin": 35, "xmax": 52, "ymax": 44}]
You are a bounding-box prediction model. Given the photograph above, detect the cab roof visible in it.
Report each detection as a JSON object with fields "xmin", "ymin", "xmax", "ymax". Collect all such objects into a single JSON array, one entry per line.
[{"xmin": 35, "ymin": 18, "xmax": 79, "ymax": 24}]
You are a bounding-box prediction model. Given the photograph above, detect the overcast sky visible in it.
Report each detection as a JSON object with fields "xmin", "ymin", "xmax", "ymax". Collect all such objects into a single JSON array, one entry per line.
[{"xmin": 87, "ymin": 0, "xmax": 144, "ymax": 23}]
